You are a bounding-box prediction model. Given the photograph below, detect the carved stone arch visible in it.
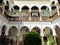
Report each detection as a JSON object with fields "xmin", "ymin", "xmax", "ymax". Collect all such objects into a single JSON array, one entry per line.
[
  {"xmin": 32, "ymin": 26, "xmax": 40, "ymax": 34},
  {"xmin": 20, "ymin": 26, "xmax": 29, "ymax": 35},
  {"xmin": 8, "ymin": 26, "xmax": 17, "ymax": 36},
  {"xmin": 21, "ymin": 6, "xmax": 29, "ymax": 10},
  {"xmin": 20, "ymin": 26, "xmax": 29, "ymax": 41},
  {"xmin": 41, "ymin": 6, "xmax": 49, "ymax": 10},
  {"xmin": 43, "ymin": 27, "xmax": 53, "ymax": 36},
  {"xmin": 8, "ymin": 26, "xmax": 17, "ymax": 45}
]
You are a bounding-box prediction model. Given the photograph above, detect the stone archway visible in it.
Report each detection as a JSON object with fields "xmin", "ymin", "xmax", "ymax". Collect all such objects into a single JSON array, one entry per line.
[
  {"xmin": 43, "ymin": 27, "xmax": 53, "ymax": 36},
  {"xmin": 41, "ymin": 6, "xmax": 50, "ymax": 17},
  {"xmin": 21, "ymin": 6, "xmax": 29, "ymax": 10},
  {"xmin": 55, "ymin": 25, "xmax": 60, "ymax": 45},
  {"xmin": 8, "ymin": 26, "xmax": 17, "ymax": 45},
  {"xmin": 32, "ymin": 26, "xmax": 40, "ymax": 34},
  {"xmin": 8, "ymin": 26, "xmax": 17, "ymax": 36},
  {"xmin": 20, "ymin": 26, "xmax": 29, "ymax": 41},
  {"xmin": 31, "ymin": 6, "xmax": 39, "ymax": 21},
  {"xmin": 43, "ymin": 27, "xmax": 53, "ymax": 45},
  {"xmin": 19, "ymin": 26, "xmax": 29, "ymax": 45}
]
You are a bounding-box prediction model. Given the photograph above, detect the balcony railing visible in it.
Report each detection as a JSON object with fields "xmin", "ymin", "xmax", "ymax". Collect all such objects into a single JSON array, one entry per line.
[
  {"xmin": 9, "ymin": 16, "xmax": 19, "ymax": 21},
  {"xmin": 8, "ymin": 16, "xmax": 40, "ymax": 21},
  {"xmin": 31, "ymin": 16, "xmax": 40, "ymax": 21},
  {"xmin": 0, "ymin": 9, "xmax": 59, "ymax": 22},
  {"xmin": 20, "ymin": 16, "xmax": 29, "ymax": 21}
]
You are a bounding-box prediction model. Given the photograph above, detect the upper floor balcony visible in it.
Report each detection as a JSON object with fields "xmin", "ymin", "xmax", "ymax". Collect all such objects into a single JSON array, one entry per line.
[
  {"xmin": 0, "ymin": 1, "xmax": 60, "ymax": 22},
  {"xmin": 1, "ymin": 10, "xmax": 59, "ymax": 22}
]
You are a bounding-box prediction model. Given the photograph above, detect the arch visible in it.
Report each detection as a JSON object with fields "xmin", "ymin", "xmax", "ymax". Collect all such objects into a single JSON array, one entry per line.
[
  {"xmin": 13, "ymin": 5, "xmax": 20, "ymax": 10},
  {"xmin": 1, "ymin": 25, "xmax": 7, "ymax": 35},
  {"xmin": 51, "ymin": 1, "xmax": 55, "ymax": 5},
  {"xmin": 31, "ymin": 6, "xmax": 39, "ymax": 18},
  {"xmin": 51, "ymin": 6, "xmax": 56, "ymax": 10},
  {"xmin": 20, "ymin": 26, "xmax": 29, "ymax": 35},
  {"xmin": 8, "ymin": 26, "xmax": 17, "ymax": 36},
  {"xmin": 32, "ymin": 26, "xmax": 40, "ymax": 34},
  {"xmin": 41, "ymin": 6, "xmax": 49, "ymax": 10},
  {"xmin": 54, "ymin": 25, "xmax": 60, "ymax": 36},
  {"xmin": 31, "ymin": 6, "xmax": 39, "ymax": 10},
  {"xmin": 20, "ymin": 26, "xmax": 29, "ymax": 41},
  {"xmin": 55, "ymin": 25, "xmax": 60, "ymax": 30},
  {"xmin": 55, "ymin": 25, "xmax": 60, "ymax": 45},
  {"xmin": 21, "ymin": 6, "xmax": 29, "ymax": 10},
  {"xmin": 41, "ymin": 6, "xmax": 49, "ymax": 17},
  {"xmin": 5, "ymin": 5, "xmax": 9, "ymax": 10},
  {"xmin": 8, "ymin": 26, "xmax": 17, "ymax": 45},
  {"xmin": 43, "ymin": 27, "xmax": 53, "ymax": 36}
]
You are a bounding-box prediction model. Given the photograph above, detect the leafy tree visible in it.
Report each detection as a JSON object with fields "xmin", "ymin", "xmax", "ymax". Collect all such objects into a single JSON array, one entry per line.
[
  {"xmin": 23, "ymin": 30, "xmax": 42, "ymax": 45},
  {"xmin": 49, "ymin": 35, "xmax": 56, "ymax": 45}
]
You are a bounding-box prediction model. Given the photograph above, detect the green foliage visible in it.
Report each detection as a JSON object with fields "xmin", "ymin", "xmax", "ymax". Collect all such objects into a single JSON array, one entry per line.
[
  {"xmin": 49, "ymin": 35, "xmax": 56, "ymax": 45},
  {"xmin": 23, "ymin": 31, "xmax": 42, "ymax": 45}
]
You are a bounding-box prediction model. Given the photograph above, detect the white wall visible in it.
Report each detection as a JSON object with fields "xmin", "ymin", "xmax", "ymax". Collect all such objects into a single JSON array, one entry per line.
[{"xmin": 0, "ymin": 21, "xmax": 58, "ymax": 36}]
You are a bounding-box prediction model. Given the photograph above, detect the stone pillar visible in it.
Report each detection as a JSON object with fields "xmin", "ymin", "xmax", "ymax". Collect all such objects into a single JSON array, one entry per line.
[
  {"xmin": 41, "ymin": 36, "xmax": 44, "ymax": 45},
  {"xmin": 39, "ymin": 10, "xmax": 42, "ymax": 21},
  {"xmin": 17, "ymin": 25, "xmax": 20, "ymax": 45},
  {"xmin": 5, "ymin": 26, "xmax": 9, "ymax": 35},
  {"xmin": 41, "ymin": 26, "xmax": 44, "ymax": 45},
  {"xmin": 49, "ymin": 7, "xmax": 53, "ymax": 22},
  {"xmin": 19, "ymin": 11, "xmax": 21, "ymax": 21},
  {"xmin": 56, "ymin": 5, "xmax": 60, "ymax": 15},
  {"xmin": 17, "ymin": 36, "xmax": 20, "ymax": 45}
]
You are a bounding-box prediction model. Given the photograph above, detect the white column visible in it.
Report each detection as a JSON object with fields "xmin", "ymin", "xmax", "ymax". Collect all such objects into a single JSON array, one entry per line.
[
  {"xmin": 49, "ymin": 7, "xmax": 52, "ymax": 17},
  {"xmin": 29, "ymin": 7, "xmax": 31, "ymax": 21},
  {"xmin": 40, "ymin": 26, "xmax": 44, "ymax": 36},
  {"xmin": 5, "ymin": 27, "xmax": 9, "ymax": 35},
  {"xmin": 29, "ymin": 11, "xmax": 31, "ymax": 21},
  {"xmin": 41, "ymin": 36, "xmax": 44, "ymax": 45},
  {"xmin": 49, "ymin": 7, "xmax": 53, "ymax": 22},
  {"xmin": 39, "ymin": 7, "xmax": 42, "ymax": 21},
  {"xmin": 40, "ymin": 26, "xmax": 44, "ymax": 45},
  {"xmin": 56, "ymin": 5, "xmax": 60, "ymax": 15},
  {"xmin": 52, "ymin": 28, "xmax": 56, "ymax": 36},
  {"xmin": 17, "ymin": 25, "xmax": 20, "ymax": 45}
]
